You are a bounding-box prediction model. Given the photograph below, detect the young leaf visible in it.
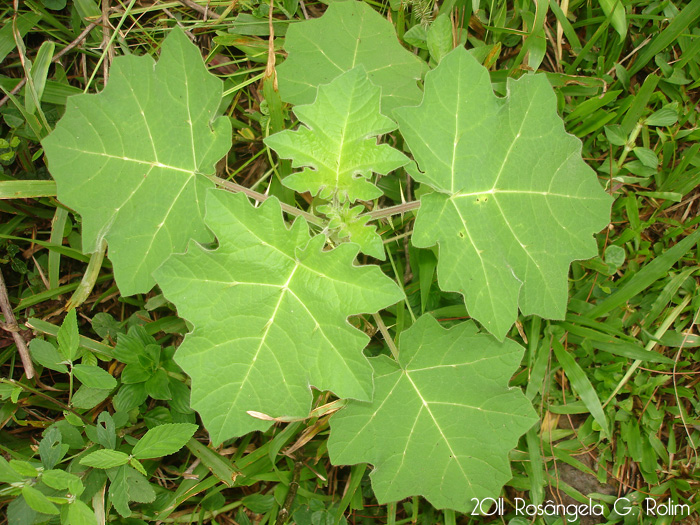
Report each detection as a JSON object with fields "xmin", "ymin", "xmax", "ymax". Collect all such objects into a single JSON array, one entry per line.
[
  {"xmin": 96, "ymin": 411, "xmax": 116, "ymax": 450},
  {"xmin": 328, "ymin": 315, "xmax": 537, "ymax": 512},
  {"xmin": 57, "ymin": 309, "xmax": 79, "ymax": 362},
  {"xmin": 42, "ymin": 469, "xmax": 84, "ymax": 496},
  {"xmin": 132, "ymin": 423, "xmax": 197, "ymax": 459},
  {"xmin": 277, "ymin": 0, "xmax": 425, "ymax": 115},
  {"xmin": 29, "ymin": 339, "xmax": 68, "ymax": 373},
  {"xmin": 265, "ymin": 67, "xmax": 408, "ymax": 203},
  {"xmin": 326, "ymin": 203, "xmax": 385, "ymax": 260},
  {"xmin": 154, "ymin": 190, "xmax": 403, "ymax": 443},
  {"xmin": 0, "ymin": 457, "xmax": 24, "ymax": 483},
  {"xmin": 72, "ymin": 364, "xmax": 117, "ymax": 390},
  {"xmin": 395, "ymin": 48, "xmax": 612, "ymax": 339},
  {"xmin": 38, "ymin": 426, "xmax": 66, "ymax": 470},
  {"xmin": 113, "ymin": 383, "xmax": 148, "ymax": 412},
  {"xmin": 67, "ymin": 500, "xmax": 98, "ymax": 525},
  {"xmin": 107, "ymin": 464, "xmax": 155, "ymax": 517},
  {"xmin": 108, "ymin": 465, "xmax": 131, "ymax": 517},
  {"xmin": 80, "ymin": 449, "xmax": 130, "ymax": 469},
  {"xmin": 42, "ymin": 28, "xmax": 231, "ymax": 295},
  {"xmin": 426, "ymin": 14, "xmax": 453, "ymax": 63},
  {"xmin": 21, "ymin": 485, "xmax": 59, "ymax": 515},
  {"xmin": 71, "ymin": 386, "xmax": 110, "ymax": 410}
]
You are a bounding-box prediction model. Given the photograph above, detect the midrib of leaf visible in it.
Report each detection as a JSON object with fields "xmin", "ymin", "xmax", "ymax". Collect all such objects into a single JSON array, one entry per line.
[
  {"xmin": 450, "ymin": 189, "xmax": 602, "ymax": 199},
  {"xmin": 69, "ymin": 141, "xmax": 200, "ymax": 275},
  {"xmin": 133, "ymin": 174, "xmax": 196, "ymax": 277},
  {"xmin": 334, "ymin": 74, "xmax": 358, "ymax": 194},
  {"xmin": 238, "ymin": 218, "xmax": 378, "ymax": 291},
  {"xmin": 222, "ymin": 264, "xmax": 299, "ymax": 429},
  {"xmin": 403, "ymin": 371, "xmax": 473, "ymax": 491},
  {"xmin": 486, "ymin": 84, "xmax": 540, "ymax": 193},
  {"xmin": 192, "ymin": 217, "xmax": 376, "ymax": 428},
  {"xmin": 57, "ymin": 148, "xmax": 196, "ymax": 174},
  {"xmin": 348, "ymin": 15, "xmax": 363, "ymax": 69},
  {"xmin": 449, "ymin": 198, "xmax": 497, "ymax": 314},
  {"xmin": 350, "ymin": 366, "xmax": 403, "ymax": 438},
  {"xmin": 131, "ymin": 88, "xmax": 160, "ymax": 163},
  {"xmin": 450, "ymin": 67, "xmax": 461, "ymax": 194},
  {"xmin": 184, "ymin": 74, "xmax": 198, "ymax": 170}
]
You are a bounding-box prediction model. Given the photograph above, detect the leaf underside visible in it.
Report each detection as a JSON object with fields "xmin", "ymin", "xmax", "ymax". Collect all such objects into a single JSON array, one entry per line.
[
  {"xmin": 395, "ymin": 48, "xmax": 612, "ymax": 339},
  {"xmin": 154, "ymin": 190, "xmax": 403, "ymax": 443},
  {"xmin": 277, "ymin": 0, "xmax": 426, "ymax": 116},
  {"xmin": 42, "ymin": 28, "xmax": 231, "ymax": 295},
  {"xmin": 265, "ymin": 67, "xmax": 408, "ymax": 204},
  {"xmin": 328, "ymin": 315, "xmax": 537, "ymax": 512}
]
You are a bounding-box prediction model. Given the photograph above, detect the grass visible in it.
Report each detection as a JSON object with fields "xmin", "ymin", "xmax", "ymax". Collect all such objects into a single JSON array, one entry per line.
[{"xmin": 1, "ymin": 0, "xmax": 699, "ymax": 523}]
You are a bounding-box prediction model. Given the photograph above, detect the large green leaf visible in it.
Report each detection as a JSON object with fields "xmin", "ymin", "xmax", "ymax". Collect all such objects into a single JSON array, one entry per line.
[
  {"xmin": 42, "ymin": 29, "xmax": 231, "ymax": 295},
  {"xmin": 395, "ymin": 48, "xmax": 612, "ymax": 339},
  {"xmin": 154, "ymin": 190, "xmax": 403, "ymax": 443},
  {"xmin": 265, "ymin": 67, "xmax": 408, "ymax": 204},
  {"xmin": 328, "ymin": 315, "xmax": 537, "ymax": 512},
  {"xmin": 277, "ymin": 1, "xmax": 425, "ymax": 115}
]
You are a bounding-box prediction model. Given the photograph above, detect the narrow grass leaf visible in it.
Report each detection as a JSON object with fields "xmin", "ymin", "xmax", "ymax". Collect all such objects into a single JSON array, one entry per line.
[
  {"xmin": 628, "ymin": 0, "xmax": 700, "ymax": 75},
  {"xmin": 0, "ymin": 180, "xmax": 56, "ymax": 199},
  {"xmin": 26, "ymin": 41, "xmax": 54, "ymax": 114},
  {"xmin": 0, "ymin": 13, "xmax": 40, "ymax": 63},
  {"xmin": 585, "ymin": 228, "xmax": 700, "ymax": 319},
  {"xmin": 551, "ymin": 337, "xmax": 610, "ymax": 439},
  {"xmin": 186, "ymin": 438, "xmax": 239, "ymax": 487}
]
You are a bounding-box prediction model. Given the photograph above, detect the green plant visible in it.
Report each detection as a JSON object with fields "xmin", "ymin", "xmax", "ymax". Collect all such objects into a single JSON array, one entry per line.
[
  {"xmin": 38, "ymin": 2, "xmax": 610, "ymax": 512},
  {"xmin": 37, "ymin": 1, "xmax": 617, "ymax": 515}
]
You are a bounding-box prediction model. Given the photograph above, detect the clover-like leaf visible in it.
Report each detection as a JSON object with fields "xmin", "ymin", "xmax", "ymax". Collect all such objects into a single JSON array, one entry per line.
[
  {"xmin": 328, "ymin": 315, "xmax": 537, "ymax": 512},
  {"xmin": 265, "ymin": 68, "xmax": 408, "ymax": 203},
  {"xmin": 395, "ymin": 48, "xmax": 612, "ymax": 339},
  {"xmin": 154, "ymin": 190, "xmax": 403, "ymax": 443},
  {"xmin": 42, "ymin": 28, "xmax": 231, "ymax": 295},
  {"xmin": 277, "ymin": 1, "xmax": 426, "ymax": 115}
]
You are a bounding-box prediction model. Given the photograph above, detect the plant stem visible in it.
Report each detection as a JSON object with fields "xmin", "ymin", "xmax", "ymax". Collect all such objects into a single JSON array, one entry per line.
[
  {"xmin": 0, "ymin": 267, "xmax": 34, "ymax": 378},
  {"xmin": 210, "ymin": 176, "xmax": 326, "ymax": 227},
  {"xmin": 0, "ymin": 378, "xmax": 91, "ymax": 425},
  {"xmin": 365, "ymin": 200, "xmax": 421, "ymax": 220},
  {"xmin": 372, "ymin": 313, "xmax": 399, "ymax": 360},
  {"xmin": 66, "ymin": 238, "xmax": 107, "ymax": 310},
  {"xmin": 275, "ymin": 460, "xmax": 303, "ymax": 525},
  {"xmin": 616, "ymin": 121, "xmax": 644, "ymax": 170}
]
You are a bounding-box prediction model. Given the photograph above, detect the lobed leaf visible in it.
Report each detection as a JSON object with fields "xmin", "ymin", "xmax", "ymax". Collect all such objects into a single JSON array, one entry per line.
[
  {"xmin": 277, "ymin": 0, "xmax": 426, "ymax": 116},
  {"xmin": 42, "ymin": 28, "xmax": 231, "ymax": 295},
  {"xmin": 328, "ymin": 315, "xmax": 537, "ymax": 512},
  {"xmin": 154, "ymin": 190, "xmax": 403, "ymax": 443},
  {"xmin": 265, "ymin": 67, "xmax": 408, "ymax": 204},
  {"xmin": 395, "ymin": 48, "xmax": 612, "ymax": 339}
]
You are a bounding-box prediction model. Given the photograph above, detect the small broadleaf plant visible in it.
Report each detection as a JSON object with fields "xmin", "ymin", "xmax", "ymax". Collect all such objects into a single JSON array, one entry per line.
[{"xmin": 43, "ymin": 2, "xmax": 611, "ymax": 514}]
